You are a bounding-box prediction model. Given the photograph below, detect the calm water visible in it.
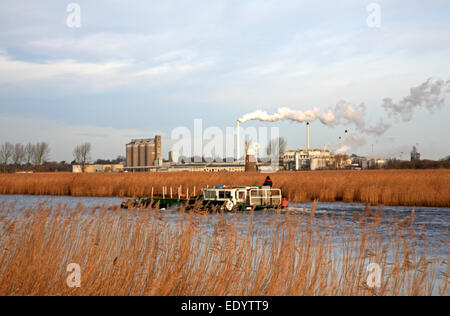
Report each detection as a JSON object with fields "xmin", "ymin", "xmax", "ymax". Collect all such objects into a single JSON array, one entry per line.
[
  {"xmin": 1, "ymin": 194, "xmax": 448, "ymax": 252},
  {"xmin": 1, "ymin": 195, "xmax": 448, "ymax": 236}
]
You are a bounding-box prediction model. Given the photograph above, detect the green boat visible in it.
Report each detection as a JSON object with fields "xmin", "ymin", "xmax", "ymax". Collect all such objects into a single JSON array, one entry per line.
[{"xmin": 121, "ymin": 185, "xmax": 287, "ymax": 211}]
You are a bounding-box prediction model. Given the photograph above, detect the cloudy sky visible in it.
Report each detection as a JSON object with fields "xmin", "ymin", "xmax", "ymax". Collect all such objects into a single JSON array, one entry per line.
[{"xmin": 0, "ymin": 0, "xmax": 449, "ymax": 161}]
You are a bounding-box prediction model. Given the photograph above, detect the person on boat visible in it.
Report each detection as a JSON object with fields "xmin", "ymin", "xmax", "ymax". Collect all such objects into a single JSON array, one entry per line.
[{"xmin": 263, "ymin": 176, "xmax": 273, "ymax": 187}]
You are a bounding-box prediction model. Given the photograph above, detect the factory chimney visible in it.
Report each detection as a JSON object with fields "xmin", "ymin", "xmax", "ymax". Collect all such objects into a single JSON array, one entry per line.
[
  {"xmin": 306, "ymin": 122, "xmax": 310, "ymax": 150},
  {"xmin": 339, "ymin": 136, "xmax": 342, "ymax": 145},
  {"xmin": 345, "ymin": 130, "xmax": 348, "ymax": 145},
  {"xmin": 236, "ymin": 120, "xmax": 240, "ymax": 161}
]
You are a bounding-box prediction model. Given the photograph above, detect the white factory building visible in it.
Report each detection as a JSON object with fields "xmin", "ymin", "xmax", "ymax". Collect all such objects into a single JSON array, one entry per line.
[
  {"xmin": 283, "ymin": 149, "xmax": 333, "ymax": 170},
  {"xmin": 283, "ymin": 122, "xmax": 334, "ymax": 170}
]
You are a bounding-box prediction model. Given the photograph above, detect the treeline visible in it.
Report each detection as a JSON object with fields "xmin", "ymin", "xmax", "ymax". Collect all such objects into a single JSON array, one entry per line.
[
  {"xmin": 0, "ymin": 142, "xmax": 61, "ymax": 173},
  {"xmin": 0, "ymin": 141, "xmax": 126, "ymax": 173},
  {"xmin": 385, "ymin": 157, "xmax": 450, "ymax": 169}
]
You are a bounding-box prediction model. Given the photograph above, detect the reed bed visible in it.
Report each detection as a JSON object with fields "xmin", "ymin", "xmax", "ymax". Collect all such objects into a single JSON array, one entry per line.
[
  {"xmin": 0, "ymin": 201, "xmax": 447, "ymax": 296},
  {"xmin": 0, "ymin": 170, "xmax": 449, "ymax": 206}
]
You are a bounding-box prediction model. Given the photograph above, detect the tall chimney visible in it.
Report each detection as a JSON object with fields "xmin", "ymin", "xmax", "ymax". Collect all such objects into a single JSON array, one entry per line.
[
  {"xmin": 345, "ymin": 130, "xmax": 348, "ymax": 145},
  {"xmin": 339, "ymin": 136, "xmax": 342, "ymax": 146},
  {"xmin": 236, "ymin": 120, "xmax": 240, "ymax": 161},
  {"xmin": 306, "ymin": 122, "xmax": 310, "ymax": 150}
]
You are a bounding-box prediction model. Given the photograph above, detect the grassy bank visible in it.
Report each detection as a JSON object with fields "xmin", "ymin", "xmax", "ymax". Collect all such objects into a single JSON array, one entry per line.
[
  {"xmin": 0, "ymin": 170, "xmax": 449, "ymax": 207},
  {"xmin": 0, "ymin": 201, "xmax": 446, "ymax": 296}
]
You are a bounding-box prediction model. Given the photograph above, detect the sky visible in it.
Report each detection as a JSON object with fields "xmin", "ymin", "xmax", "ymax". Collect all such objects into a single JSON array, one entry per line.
[{"xmin": 0, "ymin": 0, "xmax": 449, "ymax": 161}]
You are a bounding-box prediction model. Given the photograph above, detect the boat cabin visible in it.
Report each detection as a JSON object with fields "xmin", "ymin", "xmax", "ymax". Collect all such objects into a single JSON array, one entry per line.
[{"xmin": 202, "ymin": 186, "xmax": 283, "ymax": 209}]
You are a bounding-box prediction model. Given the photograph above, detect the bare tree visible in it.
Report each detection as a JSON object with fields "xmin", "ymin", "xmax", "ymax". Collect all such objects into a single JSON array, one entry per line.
[
  {"xmin": 0, "ymin": 142, "xmax": 14, "ymax": 173},
  {"xmin": 266, "ymin": 137, "xmax": 287, "ymax": 158},
  {"xmin": 115, "ymin": 155, "xmax": 126, "ymax": 164},
  {"xmin": 73, "ymin": 143, "xmax": 92, "ymax": 172},
  {"xmin": 12, "ymin": 143, "xmax": 25, "ymax": 172},
  {"xmin": 24, "ymin": 143, "xmax": 35, "ymax": 165},
  {"xmin": 33, "ymin": 142, "xmax": 50, "ymax": 166}
]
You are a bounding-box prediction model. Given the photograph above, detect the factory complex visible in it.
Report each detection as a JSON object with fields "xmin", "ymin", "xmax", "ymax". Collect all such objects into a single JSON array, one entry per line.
[
  {"xmin": 72, "ymin": 122, "xmax": 393, "ymax": 173},
  {"xmin": 72, "ymin": 124, "xmax": 390, "ymax": 173}
]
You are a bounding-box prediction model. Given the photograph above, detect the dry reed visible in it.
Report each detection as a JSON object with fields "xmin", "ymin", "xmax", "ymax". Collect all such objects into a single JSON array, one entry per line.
[
  {"xmin": 0, "ymin": 201, "xmax": 447, "ymax": 296},
  {"xmin": 0, "ymin": 170, "xmax": 449, "ymax": 207}
]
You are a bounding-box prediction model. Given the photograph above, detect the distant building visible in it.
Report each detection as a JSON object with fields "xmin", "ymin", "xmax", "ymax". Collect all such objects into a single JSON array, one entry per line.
[
  {"xmin": 125, "ymin": 136, "xmax": 162, "ymax": 172},
  {"xmin": 284, "ymin": 149, "xmax": 332, "ymax": 170},
  {"xmin": 72, "ymin": 164, "xmax": 124, "ymax": 173},
  {"xmin": 161, "ymin": 162, "xmax": 245, "ymax": 172},
  {"xmin": 168, "ymin": 151, "xmax": 179, "ymax": 164},
  {"xmin": 206, "ymin": 163, "xmax": 245, "ymax": 172},
  {"xmin": 411, "ymin": 146, "xmax": 421, "ymax": 161},
  {"xmin": 351, "ymin": 157, "xmax": 387, "ymax": 169}
]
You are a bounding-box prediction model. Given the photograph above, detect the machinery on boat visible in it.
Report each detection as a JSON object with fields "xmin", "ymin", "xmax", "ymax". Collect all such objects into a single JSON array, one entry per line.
[{"xmin": 121, "ymin": 185, "xmax": 287, "ymax": 211}]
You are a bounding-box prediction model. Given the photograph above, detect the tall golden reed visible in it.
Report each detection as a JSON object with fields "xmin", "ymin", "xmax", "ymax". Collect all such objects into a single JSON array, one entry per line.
[
  {"xmin": 0, "ymin": 201, "xmax": 447, "ymax": 296},
  {"xmin": 0, "ymin": 170, "xmax": 449, "ymax": 206}
]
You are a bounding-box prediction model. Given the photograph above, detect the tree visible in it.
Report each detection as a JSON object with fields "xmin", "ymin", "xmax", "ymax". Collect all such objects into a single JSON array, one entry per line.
[
  {"xmin": 12, "ymin": 143, "xmax": 25, "ymax": 172},
  {"xmin": 266, "ymin": 137, "xmax": 287, "ymax": 159},
  {"xmin": 33, "ymin": 142, "xmax": 51, "ymax": 166},
  {"xmin": 73, "ymin": 143, "xmax": 92, "ymax": 172},
  {"xmin": 24, "ymin": 143, "xmax": 35, "ymax": 165},
  {"xmin": 115, "ymin": 155, "xmax": 126, "ymax": 164},
  {"xmin": 0, "ymin": 142, "xmax": 14, "ymax": 173}
]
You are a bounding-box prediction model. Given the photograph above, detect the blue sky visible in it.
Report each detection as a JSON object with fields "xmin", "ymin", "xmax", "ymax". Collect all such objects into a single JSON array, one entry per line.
[{"xmin": 0, "ymin": 0, "xmax": 449, "ymax": 161}]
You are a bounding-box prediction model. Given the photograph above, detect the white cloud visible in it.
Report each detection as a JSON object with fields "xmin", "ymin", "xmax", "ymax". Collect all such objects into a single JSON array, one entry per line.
[
  {"xmin": 0, "ymin": 115, "xmax": 165, "ymax": 161},
  {"xmin": 0, "ymin": 52, "xmax": 129, "ymax": 84},
  {"xmin": 0, "ymin": 50, "xmax": 216, "ymax": 92}
]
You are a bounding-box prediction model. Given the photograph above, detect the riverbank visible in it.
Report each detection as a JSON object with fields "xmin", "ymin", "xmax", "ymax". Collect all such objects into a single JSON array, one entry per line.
[{"xmin": 0, "ymin": 170, "xmax": 449, "ymax": 207}]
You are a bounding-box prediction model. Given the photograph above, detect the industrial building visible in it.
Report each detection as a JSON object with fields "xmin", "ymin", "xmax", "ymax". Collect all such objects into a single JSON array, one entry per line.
[
  {"xmin": 160, "ymin": 162, "xmax": 245, "ymax": 172},
  {"xmin": 349, "ymin": 156, "xmax": 386, "ymax": 169},
  {"xmin": 72, "ymin": 164, "xmax": 124, "ymax": 173},
  {"xmin": 125, "ymin": 136, "xmax": 162, "ymax": 172},
  {"xmin": 411, "ymin": 146, "xmax": 421, "ymax": 161},
  {"xmin": 283, "ymin": 122, "xmax": 334, "ymax": 170},
  {"xmin": 284, "ymin": 149, "xmax": 333, "ymax": 170},
  {"xmin": 168, "ymin": 151, "xmax": 179, "ymax": 163}
]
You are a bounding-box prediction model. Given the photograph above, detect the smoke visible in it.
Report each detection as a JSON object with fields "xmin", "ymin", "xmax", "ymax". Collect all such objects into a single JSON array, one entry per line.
[
  {"xmin": 331, "ymin": 135, "xmax": 366, "ymax": 155},
  {"xmin": 238, "ymin": 78, "xmax": 449, "ymax": 137},
  {"xmin": 348, "ymin": 135, "xmax": 367, "ymax": 148},
  {"xmin": 238, "ymin": 103, "xmax": 366, "ymax": 127},
  {"xmin": 359, "ymin": 120, "xmax": 392, "ymax": 136},
  {"xmin": 239, "ymin": 101, "xmax": 391, "ymax": 136},
  {"xmin": 238, "ymin": 107, "xmax": 336, "ymax": 125},
  {"xmin": 334, "ymin": 145, "xmax": 351, "ymax": 155},
  {"xmin": 382, "ymin": 78, "xmax": 450, "ymax": 122}
]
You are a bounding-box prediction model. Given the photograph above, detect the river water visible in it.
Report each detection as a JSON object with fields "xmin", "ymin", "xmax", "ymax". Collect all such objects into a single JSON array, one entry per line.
[
  {"xmin": 1, "ymin": 195, "xmax": 448, "ymax": 246},
  {"xmin": 1, "ymin": 194, "xmax": 447, "ymax": 240}
]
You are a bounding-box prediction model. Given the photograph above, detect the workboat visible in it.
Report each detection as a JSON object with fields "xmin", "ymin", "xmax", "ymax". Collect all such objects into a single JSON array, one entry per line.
[{"xmin": 121, "ymin": 185, "xmax": 287, "ymax": 211}]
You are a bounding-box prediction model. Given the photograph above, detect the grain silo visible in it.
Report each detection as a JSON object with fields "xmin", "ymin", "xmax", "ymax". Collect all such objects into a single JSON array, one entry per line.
[{"xmin": 125, "ymin": 136, "xmax": 163, "ymax": 172}]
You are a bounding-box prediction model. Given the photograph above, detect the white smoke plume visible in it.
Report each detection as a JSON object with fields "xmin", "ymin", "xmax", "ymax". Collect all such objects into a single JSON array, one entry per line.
[
  {"xmin": 238, "ymin": 107, "xmax": 336, "ymax": 125},
  {"xmin": 238, "ymin": 78, "xmax": 449, "ymax": 136},
  {"xmin": 238, "ymin": 103, "xmax": 366, "ymax": 127},
  {"xmin": 334, "ymin": 145, "xmax": 351, "ymax": 155},
  {"xmin": 239, "ymin": 101, "xmax": 390, "ymax": 136},
  {"xmin": 331, "ymin": 135, "xmax": 367, "ymax": 155},
  {"xmin": 382, "ymin": 78, "xmax": 450, "ymax": 122}
]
